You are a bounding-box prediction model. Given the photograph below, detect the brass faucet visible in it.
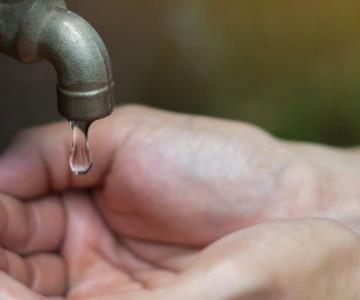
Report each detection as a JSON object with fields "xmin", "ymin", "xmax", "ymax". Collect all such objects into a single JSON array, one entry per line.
[{"xmin": 0, "ymin": 0, "xmax": 114, "ymax": 122}]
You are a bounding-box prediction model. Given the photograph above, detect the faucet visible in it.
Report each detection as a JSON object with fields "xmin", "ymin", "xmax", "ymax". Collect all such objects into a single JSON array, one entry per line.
[{"xmin": 0, "ymin": 0, "xmax": 114, "ymax": 122}]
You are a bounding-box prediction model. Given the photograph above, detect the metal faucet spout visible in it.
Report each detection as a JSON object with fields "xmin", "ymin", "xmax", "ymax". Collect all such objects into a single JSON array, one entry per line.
[{"xmin": 0, "ymin": 0, "xmax": 114, "ymax": 121}]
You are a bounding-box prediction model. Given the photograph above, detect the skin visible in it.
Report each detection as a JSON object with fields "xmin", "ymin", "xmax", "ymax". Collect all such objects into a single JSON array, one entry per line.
[{"xmin": 0, "ymin": 105, "xmax": 358, "ymax": 299}]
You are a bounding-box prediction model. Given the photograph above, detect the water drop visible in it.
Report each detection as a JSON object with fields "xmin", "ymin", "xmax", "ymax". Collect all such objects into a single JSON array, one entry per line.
[{"xmin": 69, "ymin": 121, "xmax": 93, "ymax": 175}]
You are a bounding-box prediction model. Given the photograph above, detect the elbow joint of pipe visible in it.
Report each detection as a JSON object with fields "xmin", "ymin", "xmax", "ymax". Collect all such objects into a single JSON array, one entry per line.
[
  {"xmin": 0, "ymin": 0, "xmax": 115, "ymax": 122},
  {"xmin": 39, "ymin": 8, "xmax": 115, "ymax": 121}
]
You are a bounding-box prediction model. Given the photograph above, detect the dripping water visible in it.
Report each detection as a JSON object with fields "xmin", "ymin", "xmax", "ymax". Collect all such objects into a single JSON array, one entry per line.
[{"xmin": 69, "ymin": 121, "xmax": 93, "ymax": 175}]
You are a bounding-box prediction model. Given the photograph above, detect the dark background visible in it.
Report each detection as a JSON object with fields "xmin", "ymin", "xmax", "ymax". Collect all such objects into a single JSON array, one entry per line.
[{"xmin": 1, "ymin": 0, "xmax": 360, "ymax": 148}]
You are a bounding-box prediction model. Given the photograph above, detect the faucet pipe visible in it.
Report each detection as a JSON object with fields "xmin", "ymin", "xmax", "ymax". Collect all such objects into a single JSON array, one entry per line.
[{"xmin": 0, "ymin": 0, "xmax": 114, "ymax": 121}]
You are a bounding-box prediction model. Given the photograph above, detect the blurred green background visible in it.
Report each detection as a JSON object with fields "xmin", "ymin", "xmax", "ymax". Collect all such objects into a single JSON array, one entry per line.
[{"xmin": 1, "ymin": 0, "xmax": 360, "ymax": 147}]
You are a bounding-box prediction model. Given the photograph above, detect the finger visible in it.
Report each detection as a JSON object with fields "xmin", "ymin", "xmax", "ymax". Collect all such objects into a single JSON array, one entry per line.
[
  {"xmin": 1, "ymin": 250, "xmax": 66, "ymax": 297},
  {"xmin": 0, "ymin": 194, "xmax": 65, "ymax": 254},
  {"xmin": 0, "ymin": 271, "xmax": 42, "ymax": 300},
  {"xmin": 26, "ymin": 254, "xmax": 66, "ymax": 297}
]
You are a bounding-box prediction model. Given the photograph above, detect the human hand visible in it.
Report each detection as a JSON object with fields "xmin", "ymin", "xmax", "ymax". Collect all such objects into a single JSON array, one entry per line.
[
  {"xmin": 0, "ymin": 196, "xmax": 358, "ymax": 300},
  {"xmin": 1, "ymin": 105, "xmax": 359, "ymax": 247},
  {"xmin": 61, "ymin": 199, "xmax": 360, "ymax": 300},
  {"xmin": 0, "ymin": 105, "xmax": 359, "ymax": 299}
]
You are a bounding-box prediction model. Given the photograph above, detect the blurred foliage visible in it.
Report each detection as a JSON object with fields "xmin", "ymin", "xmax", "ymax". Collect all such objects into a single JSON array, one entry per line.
[{"xmin": 125, "ymin": 0, "xmax": 360, "ymax": 146}]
